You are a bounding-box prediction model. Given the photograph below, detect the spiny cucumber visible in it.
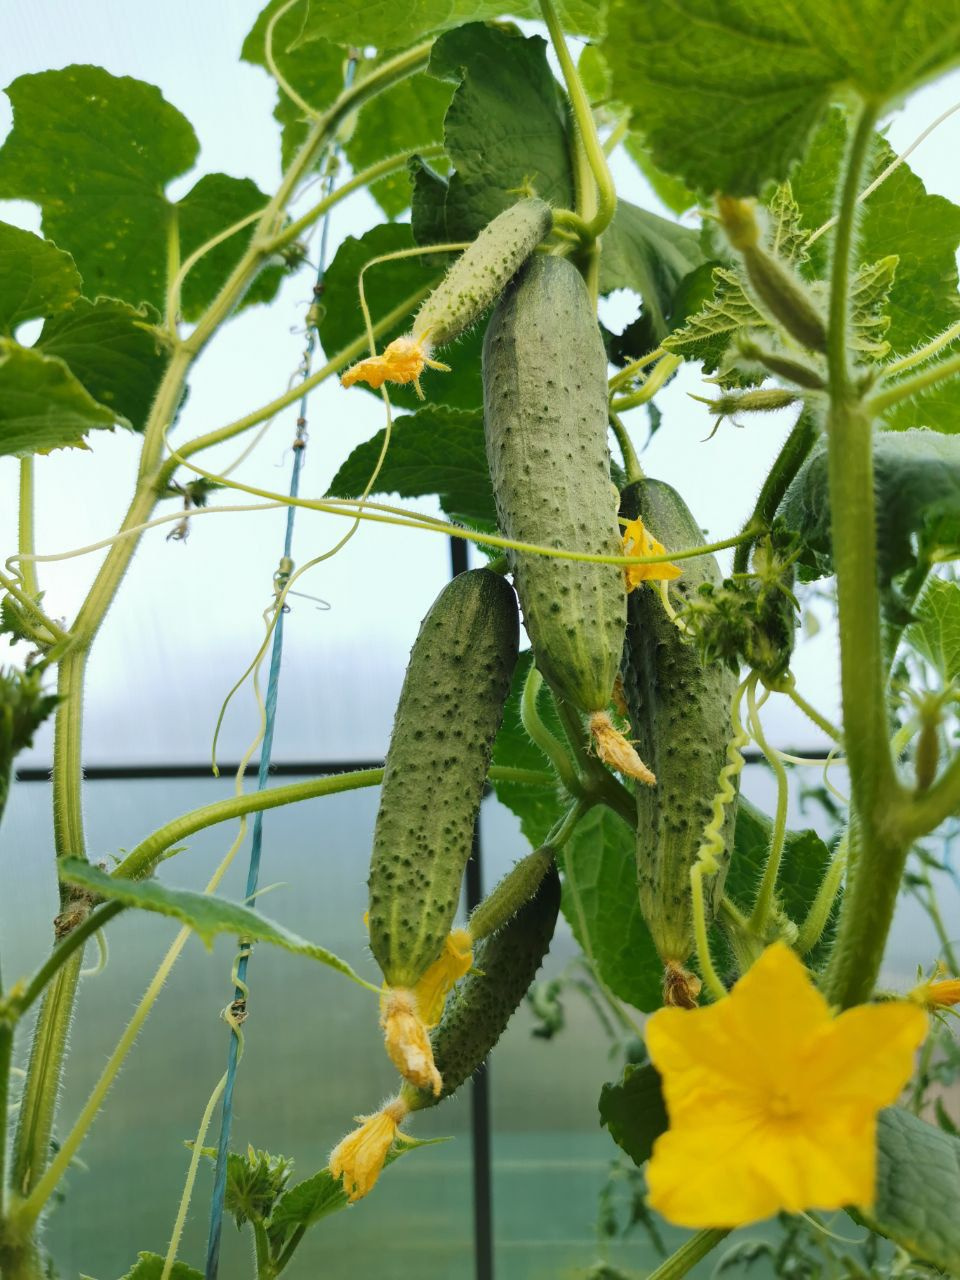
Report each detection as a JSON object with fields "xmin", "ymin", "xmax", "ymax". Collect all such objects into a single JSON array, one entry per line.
[
  {"xmin": 413, "ymin": 197, "xmax": 553, "ymax": 349},
  {"xmin": 403, "ymin": 864, "xmax": 561, "ymax": 1109},
  {"xmin": 368, "ymin": 568, "xmax": 519, "ymax": 990},
  {"xmin": 482, "ymin": 255, "xmax": 633, "ymax": 767},
  {"xmin": 619, "ymin": 480, "xmax": 740, "ymax": 1005}
]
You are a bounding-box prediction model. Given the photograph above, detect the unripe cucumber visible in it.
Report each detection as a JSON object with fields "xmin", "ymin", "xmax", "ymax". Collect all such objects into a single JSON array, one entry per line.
[
  {"xmin": 483, "ymin": 255, "xmax": 626, "ymax": 713},
  {"xmin": 619, "ymin": 480, "xmax": 740, "ymax": 973},
  {"xmin": 368, "ymin": 569, "xmax": 519, "ymax": 989},
  {"xmin": 413, "ymin": 198, "xmax": 553, "ymax": 350},
  {"xmin": 404, "ymin": 864, "xmax": 561, "ymax": 1109}
]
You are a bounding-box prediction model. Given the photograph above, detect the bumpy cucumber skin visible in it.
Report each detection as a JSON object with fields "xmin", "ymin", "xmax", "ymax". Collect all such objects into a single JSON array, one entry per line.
[
  {"xmin": 413, "ymin": 198, "xmax": 553, "ymax": 349},
  {"xmin": 483, "ymin": 255, "xmax": 626, "ymax": 713},
  {"xmin": 620, "ymin": 480, "xmax": 739, "ymax": 966},
  {"xmin": 406, "ymin": 864, "xmax": 561, "ymax": 1109},
  {"xmin": 368, "ymin": 569, "xmax": 519, "ymax": 989}
]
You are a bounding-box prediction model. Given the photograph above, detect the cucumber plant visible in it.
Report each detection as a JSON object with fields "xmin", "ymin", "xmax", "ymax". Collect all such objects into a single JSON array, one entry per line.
[{"xmin": 2, "ymin": 1, "xmax": 960, "ymax": 1278}]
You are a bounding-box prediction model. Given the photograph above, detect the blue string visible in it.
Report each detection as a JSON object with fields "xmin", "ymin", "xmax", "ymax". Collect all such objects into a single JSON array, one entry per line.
[{"xmin": 204, "ymin": 56, "xmax": 357, "ymax": 1279}]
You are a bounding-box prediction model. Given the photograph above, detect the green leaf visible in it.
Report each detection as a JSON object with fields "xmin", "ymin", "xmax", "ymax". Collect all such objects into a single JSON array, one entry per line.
[
  {"xmin": 343, "ymin": 74, "xmax": 453, "ymax": 218},
  {"xmin": 0, "ymin": 339, "xmax": 119, "ymax": 457},
  {"xmin": 865, "ymin": 1106, "xmax": 960, "ymax": 1274},
  {"xmin": 790, "ymin": 110, "xmax": 960, "ymax": 359},
  {"xmin": 176, "ymin": 173, "xmax": 286, "ymax": 321},
  {"xmin": 886, "ymin": 379, "xmax": 960, "ymax": 437},
  {"xmin": 319, "ymin": 222, "xmax": 482, "ymax": 410},
  {"xmin": 661, "ymin": 266, "xmax": 763, "ymax": 375},
  {"xmin": 599, "ymin": 200, "xmax": 705, "ymax": 356},
  {"xmin": 267, "ymin": 1167, "xmax": 348, "ymax": 1242},
  {"xmin": 58, "ymin": 859, "xmax": 374, "ymax": 990},
  {"xmin": 35, "ymin": 298, "xmax": 168, "ymax": 432},
  {"xmin": 779, "ymin": 429, "xmax": 960, "ymax": 588},
  {"xmin": 725, "ymin": 797, "xmax": 836, "ymax": 961},
  {"xmin": 598, "ymin": 1062, "xmax": 668, "ymax": 1168},
  {"xmin": 603, "ymin": 0, "xmax": 960, "ymax": 198},
  {"xmin": 326, "ymin": 404, "xmax": 495, "ymax": 524},
  {"xmin": 623, "ymin": 134, "xmax": 697, "ymax": 217},
  {"xmin": 116, "ymin": 1255, "xmax": 202, "ymax": 1280},
  {"xmin": 423, "ymin": 23, "xmax": 574, "ymax": 241},
  {"xmin": 0, "ymin": 221, "xmax": 81, "ymax": 336},
  {"xmin": 562, "ymin": 806, "xmax": 662, "ymax": 1014},
  {"xmin": 224, "ymin": 1147, "xmax": 292, "ymax": 1230},
  {"xmin": 0, "ymin": 66, "xmax": 284, "ymax": 315},
  {"xmin": 490, "ymin": 651, "xmax": 568, "ymax": 848},
  {"xmin": 906, "ymin": 576, "xmax": 960, "ymax": 684}
]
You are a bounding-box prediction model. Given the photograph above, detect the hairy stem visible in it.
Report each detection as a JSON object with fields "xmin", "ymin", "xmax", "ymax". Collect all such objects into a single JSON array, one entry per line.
[
  {"xmin": 732, "ymin": 409, "xmax": 819, "ymax": 574},
  {"xmin": 747, "ymin": 682, "xmax": 790, "ymax": 934},
  {"xmin": 17, "ymin": 460, "xmax": 39, "ymax": 600},
  {"xmin": 867, "ymin": 348, "xmax": 960, "ymax": 417},
  {"xmin": 646, "ymin": 1229, "xmax": 731, "ymax": 1279},
  {"xmin": 608, "ymin": 409, "xmax": 644, "ymax": 484}
]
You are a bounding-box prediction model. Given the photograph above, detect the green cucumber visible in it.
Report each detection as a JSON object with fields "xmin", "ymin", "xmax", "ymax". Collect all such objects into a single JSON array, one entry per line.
[
  {"xmin": 413, "ymin": 197, "xmax": 553, "ymax": 350},
  {"xmin": 368, "ymin": 568, "xmax": 519, "ymax": 989},
  {"xmin": 403, "ymin": 864, "xmax": 561, "ymax": 1109},
  {"xmin": 619, "ymin": 480, "xmax": 740, "ymax": 996},
  {"xmin": 482, "ymin": 254, "xmax": 626, "ymax": 716}
]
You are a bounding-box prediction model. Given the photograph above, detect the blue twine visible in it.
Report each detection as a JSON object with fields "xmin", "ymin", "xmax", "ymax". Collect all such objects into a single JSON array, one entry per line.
[{"xmin": 204, "ymin": 55, "xmax": 357, "ymax": 1279}]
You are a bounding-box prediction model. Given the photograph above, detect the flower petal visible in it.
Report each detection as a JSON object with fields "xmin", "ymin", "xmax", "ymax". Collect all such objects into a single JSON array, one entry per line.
[{"xmin": 802, "ymin": 1001, "xmax": 928, "ymax": 1109}]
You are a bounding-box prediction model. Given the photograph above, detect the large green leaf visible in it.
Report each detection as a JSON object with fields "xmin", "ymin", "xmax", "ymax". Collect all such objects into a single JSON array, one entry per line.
[
  {"xmin": 116, "ymin": 1255, "xmax": 202, "ymax": 1280},
  {"xmin": 326, "ymin": 405, "xmax": 495, "ymax": 524},
  {"xmin": 422, "ymin": 23, "xmax": 574, "ymax": 241},
  {"xmin": 36, "ymin": 298, "xmax": 168, "ymax": 432},
  {"xmin": 490, "ymin": 651, "xmax": 569, "ymax": 848},
  {"xmin": 0, "ymin": 66, "xmax": 284, "ymax": 316},
  {"xmin": 0, "ymin": 221, "xmax": 80, "ymax": 336},
  {"xmin": 603, "ymin": 0, "xmax": 960, "ymax": 197},
  {"xmin": 779, "ymin": 429, "xmax": 960, "ymax": 587},
  {"xmin": 866, "ymin": 1106, "xmax": 960, "ymax": 1274},
  {"xmin": 790, "ymin": 110, "xmax": 960, "ymax": 361},
  {"xmin": 726, "ymin": 797, "xmax": 836, "ymax": 962},
  {"xmin": 562, "ymin": 806, "xmax": 662, "ymax": 1013},
  {"xmin": 905, "ymin": 576, "xmax": 960, "ymax": 684},
  {"xmin": 0, "ymin": 340, "xmax": 119, "ymax": 457},
  {"xmin": 599, "ymin": 200, "xmax": 705, "ymax": 357},
  {"xmin": 319, "ymin": 222, "xmax": 482, "ymax": 409},
  {"xmin": 343, "ymin": 74, "xmax": 454, "ymax": 218},
  {"xmin": 59, "ymin": 860, "xmax": 374, "ymax": 990},
  {"xmin": 598, "ymin": 1062, "xmax": 668, "ymax": 1168}
]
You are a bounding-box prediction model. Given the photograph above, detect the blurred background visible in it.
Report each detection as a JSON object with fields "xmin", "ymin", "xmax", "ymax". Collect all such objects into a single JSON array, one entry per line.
[{"xmin": 2, "ymin": 3, "xmax": 959, "ymax": 1276}]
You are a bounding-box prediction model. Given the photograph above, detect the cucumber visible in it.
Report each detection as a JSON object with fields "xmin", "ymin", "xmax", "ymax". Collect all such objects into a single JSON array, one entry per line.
[
  {"xmin": 368, "ymin": 568, "xmax": 519, "ymax": 990},
  {"xmin": 619, "ymin": 480, "xmax": 740, "ymax": 1003},
  {"xmin": 482, "ymin": 255, "xmax": 626, "ymax": 720},
  {"xmin": 403, "ymin": 864, "xmax": 561, "ymax": 1109},
  {"xmin": 413, "ymin": 197, "xmax": 553, "ymax": 349}
]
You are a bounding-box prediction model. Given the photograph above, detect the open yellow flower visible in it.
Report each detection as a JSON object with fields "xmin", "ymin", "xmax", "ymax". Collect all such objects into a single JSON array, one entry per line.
[
  {"xmin": 329, "ymin": 1096, "xmax": 409, "ymax": 1203},
  {"xmin": 645, "ymin": 942, "xmax": 928, "ymax": 1228},
  {"xmin": 340, "ymin": 334, "xmax": 450, "ymax": 400},
  {"xmin": 622, "ymin": 516, "xmax": 682, "ymax": 592}
]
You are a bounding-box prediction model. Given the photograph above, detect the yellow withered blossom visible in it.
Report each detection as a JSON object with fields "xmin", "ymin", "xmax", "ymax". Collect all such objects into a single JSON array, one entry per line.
[
  {"xmin": 589, "ymin": 710, "xmax": 656, "ymax": 786},
  {"xmin": 329, "ymin": 1096, "xmax": 410, "ymax": 1203},
  {"xmin": 622, "ymin": 516, "xmax": 682, "ymax": 592},
  {"xmin": 413, "ymin": 928, "xmax": 474, "ymax": 1028},
  {"xmin": 340, "ymin": 334, "xmax": 450, "ymax": 400},
  {"xmin": 380, "ymin": 987, "xmax": 442, "ymax": 1096},
  {"xmin": 645, "ymin": 943, "xmax": 928, "ymax": 1228}
]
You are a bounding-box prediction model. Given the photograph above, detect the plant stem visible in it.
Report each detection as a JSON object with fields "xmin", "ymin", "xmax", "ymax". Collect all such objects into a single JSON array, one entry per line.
[
  {"xmin": 747, "ymin": 681, "xmax": 790, "ymax": 934},
  {"xmin": 17, "ymin": 460, "xmax": 39, "ymax": 600},
  {"xmin": 610, "ymin": 353, "xmax": 681, "ymax": 411},
  {"xmin": 0, "ymin": 569, "xmax": 67, "ymax": 645},
  {"xmin": 607, "ymin": 347, "xmax": 665, "ymax": 393},
  {"xmin": 12, "ymin": 904, "xmax": 124, "ymax": 1018},
  {"xmin": 732, "ymin": 409, "xmax": 819, "ymax": 574},
  {"xmin": 521, "ymin": 665, "xmax": 581, "ymax": 794},
  {"xmin": 539, "ymin": 0, "xmax": 616, "ymax": 239},
  {"xmin": 867, "ymin": 349, "xmax": 960, "ymax": 417},
  {"xmin": 772, "ymin": 675, "xmax": 842, "ymax": 743},
  {"xmin": 884, "ymin": 318, "xmax": 960, "ymax": 376},
  {"xmin": 0, "ymin": 1016, "xmax": 12, "ymax": 1213},
  {"xmin": 608, "ymin": 409, "xmax": 644, "ymax": 484},
  {"xmin": 797, "ymin": 827, "xmax": 849, "ymax": 955},
  {"xmin": 645, "ymin": 1229, "xmax": 731, "ymax": 1279},
  {"xmin": 821, "ymin": 103, "xmax": 909, "ymax": 1009},
  {"xmin": 269, "ymin": 144, "xmax": 446, "ymax": 254}
]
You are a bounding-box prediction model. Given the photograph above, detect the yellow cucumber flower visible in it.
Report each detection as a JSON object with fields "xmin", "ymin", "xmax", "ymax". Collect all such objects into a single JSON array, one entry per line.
[
  {"xmin": 380, "ymin": 987, "xmax": 442, "ymax": 1096},
  {"xmin": 340, "ymin": 334, "xmax": 450, "ymax": 400},
  {"xmin": 329, "ymin": 1096, "xmax": 409, "ymax": 1202},
  {"xmin": 909, "ymin": 971, "xmax": 960, "ymax": 1010},
  {"xmin": 622, "ymin": 516, "xmax": 682, "ymax": 593},
  {"xmin": 645, "ymin": 942, "xmax": 928, "ymax": 1228},
  {"xmin": 413, "ymin": 928, "xmax": 474, "ymax": 1028}
]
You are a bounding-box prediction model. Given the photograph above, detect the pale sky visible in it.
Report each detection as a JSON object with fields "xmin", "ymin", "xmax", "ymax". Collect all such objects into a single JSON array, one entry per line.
[{"xmin": 2, "ymin": 4, "xmax": 959, "ymax": 767}]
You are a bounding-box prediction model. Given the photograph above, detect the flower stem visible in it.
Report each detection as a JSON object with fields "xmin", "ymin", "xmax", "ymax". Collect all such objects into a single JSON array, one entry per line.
[
  {"xmin": 747, "ymin": 680, "xmax": 790, "ymax": 934},
  {"xmin": 521, "ymin": 665, "xmax": 581, "ymax": 795},
  {"xmin": 732, "ymin": 409, "xmax": 819, "ymax": 574},
  {"xmin": 609, "ymin": 409, "xmax": 644, "ymax": 484},
  {"xmin": 797, "ymin": 827, "xmax": 849, "ymax": 955},
  {"xmin": 645, "ymin": 1228, "xmax": 731, "ymax": 1279}
]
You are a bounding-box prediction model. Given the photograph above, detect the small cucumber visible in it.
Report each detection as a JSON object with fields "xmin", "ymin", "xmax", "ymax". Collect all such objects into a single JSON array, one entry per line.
[
  {"xmin": 403, "ymin": 864, "xmax": 561, "ymax": 1109},
  {"xmin": 368, "ymin": 568, "xmax": 519, "ymax": 990},
  {"xmin": 619, "ymin": 480, "xmax": 740, "ymax": 999},
  {"xmin": 413, "ymin": 197, "xmax": 553, "ymax": 349},
  {"xmin": 482, "ymin": 255, "xmax": 626, "ymax": 717}
]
